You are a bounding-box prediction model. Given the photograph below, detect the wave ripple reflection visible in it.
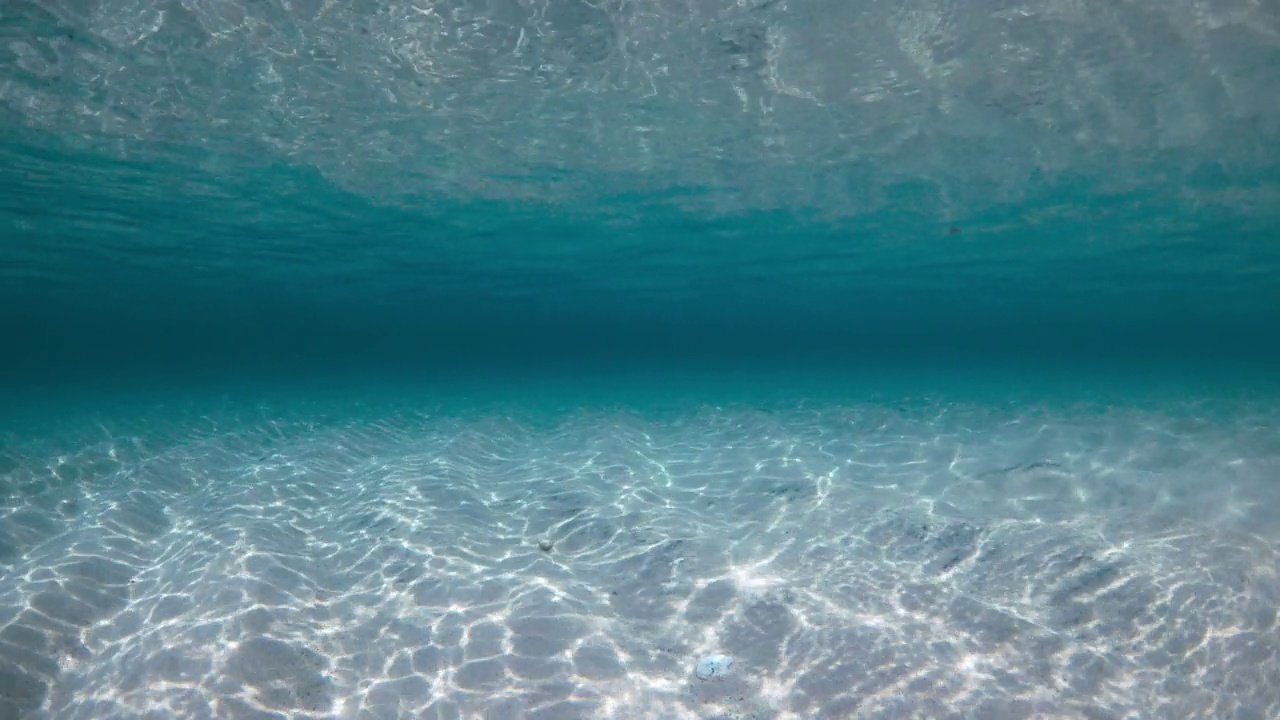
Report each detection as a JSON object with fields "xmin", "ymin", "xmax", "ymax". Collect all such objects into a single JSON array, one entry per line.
[{"xmin": 1, "ymin": 399, "xmax": 1278, "ymax": 719}]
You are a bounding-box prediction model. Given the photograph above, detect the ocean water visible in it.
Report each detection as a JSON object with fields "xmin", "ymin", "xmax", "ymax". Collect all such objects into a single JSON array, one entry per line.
[{"xmin": 3, "ymin": 0, "xmax": 1280, "ymax": 718}]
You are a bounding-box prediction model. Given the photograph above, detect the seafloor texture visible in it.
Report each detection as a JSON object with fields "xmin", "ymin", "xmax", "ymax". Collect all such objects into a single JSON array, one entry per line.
[{"xmin": 1, "ymin": 398, "xmax": 1279, "ymax": 720}]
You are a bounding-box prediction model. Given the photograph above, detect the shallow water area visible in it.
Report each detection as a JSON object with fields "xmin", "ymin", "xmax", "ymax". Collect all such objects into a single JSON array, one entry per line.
[
  {"xmin": 3, "ymin": 0, "xmax": 1280, "ymax": 715},
  {"xmin": 2, "ymin": 371, "xmax": 1278, "ymax": 720}
]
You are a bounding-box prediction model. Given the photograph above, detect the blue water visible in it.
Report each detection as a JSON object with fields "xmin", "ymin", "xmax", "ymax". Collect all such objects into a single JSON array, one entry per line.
[{"xmin": 3, "ymin": 0, "xmax": 1280, "ymax": 717}]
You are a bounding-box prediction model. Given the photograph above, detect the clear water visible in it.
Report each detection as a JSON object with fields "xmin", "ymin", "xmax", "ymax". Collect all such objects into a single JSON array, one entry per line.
[{"xmin": 2, "ymin": 0, "xmax": 1280, "ymax": 718}]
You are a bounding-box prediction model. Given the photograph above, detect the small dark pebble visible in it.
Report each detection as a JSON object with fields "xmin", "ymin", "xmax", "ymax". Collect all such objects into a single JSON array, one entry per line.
[{"xmin": 538, "ymin": 540, "xmax": 554, "ymax": 553}]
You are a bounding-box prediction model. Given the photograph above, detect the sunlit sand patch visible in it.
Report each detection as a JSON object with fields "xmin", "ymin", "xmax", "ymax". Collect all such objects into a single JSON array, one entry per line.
[
  {"xmin": 1, "ymin": 399, "xmax": 1278, "ymax": 718},
  {"xmin": 730, "ymin": 562, "xmax": 787, "ymax": 599}
]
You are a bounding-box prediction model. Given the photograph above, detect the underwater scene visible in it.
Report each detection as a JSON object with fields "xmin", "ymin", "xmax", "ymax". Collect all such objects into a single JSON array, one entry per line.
[{"xmin": 3, "ymin": 0, "xmax": 1280, "ymax": 718}]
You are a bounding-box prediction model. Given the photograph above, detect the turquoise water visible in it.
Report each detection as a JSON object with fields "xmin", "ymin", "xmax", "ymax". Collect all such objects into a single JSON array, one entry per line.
[{"xmin": 4, "ymin": 0, "xmax": 1280, "ymax": 717}]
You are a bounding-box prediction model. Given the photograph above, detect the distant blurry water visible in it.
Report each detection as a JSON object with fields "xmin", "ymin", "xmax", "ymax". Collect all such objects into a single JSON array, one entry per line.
[
  {"xmin": 2, "ymin": 137, "xmax": 1278, "ymax": 388},
  {"xmin": 3, "ymin": 0, "xmax": 1280, "ymax": 717},
  {"xmin": 3, "ymin": 0, "xmax": 1280, "ymax": 381}
]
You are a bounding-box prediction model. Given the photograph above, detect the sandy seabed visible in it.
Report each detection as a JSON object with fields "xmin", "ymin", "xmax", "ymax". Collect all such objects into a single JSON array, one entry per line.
[{"xmin": 1, "ymin": 396, "xmax": 1278, "ymax": 719}]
